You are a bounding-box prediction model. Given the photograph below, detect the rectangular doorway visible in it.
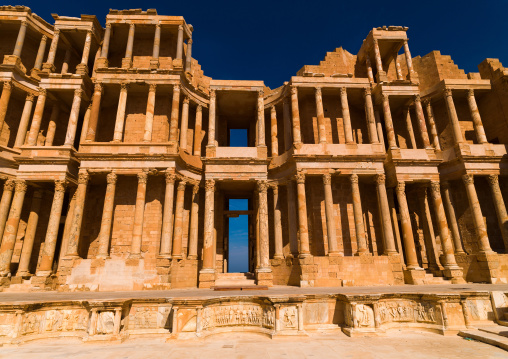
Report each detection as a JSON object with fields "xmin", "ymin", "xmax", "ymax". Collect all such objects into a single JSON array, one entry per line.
[
  {"xmin": 228, "ymin": 198, "xmax": 249, "ymax": 272},
  {"xmin": 228, "ymin": 129, "xmax": 248, "ymax": 147}
]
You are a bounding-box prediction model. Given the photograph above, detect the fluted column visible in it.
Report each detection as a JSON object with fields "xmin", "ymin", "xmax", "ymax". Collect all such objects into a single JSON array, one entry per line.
[
  {"xmin": 351, "ymin": 174, "xmax": 368, "ymax": 254},
  {"xmin": 488, "ymin": 175, "xmax": 508, "ymax": 251},
  {"xmin": 113, "ymin": 82, "xmax": 129, "ymax": 142},
  {"xmin": 395, "ymin": 181, "xmax": 420, "ymax": 269},
  {"xmin": 375, "ymin": 174, "xmax": 397, "ymax": 255},
  {"xmin": 176, "ymin": 25, "xmax": 184, "ymax": 60},
  {"xmin": 33, "ymin": 35, "xmax": 47, "ymax": 70},
  {"xmin": 160, "ymin": 172, "xmax": 176, "ymax": 257},
  {"xmin": 185, "ymin": 39, "xmax": 193, "ymax": 72},
  {"xmin": 462, "ymin": 174, "xmax": 492, "ymax": 253},
  {"xmin": 403, "ymin": 40, "xmax": 415, "ymax": 80},
  {"xmin": 129, "ymin": 171, "xmax": 148, "ymax": 258},
  {"xmin": 283, "ymin": 96, "xmax": 292, "ymax": 151},
  {"xmin": 340, "ymin": 87, "xmax": 354, "ymax": 144},
  {"xmin": 16, "ymin": 189, "xmax": 43, "ymax": 276},
  {"xmin": 314, "ymin": 87, "xmax": 327, "ymax": 144},
  {"xmin": 0, "ymin": 82, "xmax": 13, "ymax": 132},
  {"xmin": 14, "ymin": 94, "xmax": 35, "ymax": 148},
  {"xmin": 381, "ymin": 94, "xmax": 397, "ymax": 148},
  {"xmin": 467, "ymin": 89, "xmax": 488, "ymax": 144},
  {"xmin": 179, "ymin": 96, "xmax": 190, "ymax": 150},
  {"xmin": 188, "ymin": 184, "xmax": 200, "ymax": 259},
  {"xmin": 441, "ymin": 181, "xmax": 465, "ymax": 254},
  {"xmin": 97, "ymin": 172, "xmax": 117, "ymax": 258},
  {"xmin": 27, "ymin": 88, "xmax": 47, "ymax": 146},
  {"xmin": 0, "ymin": 180, "xmax": 15, "ymax": 239},
  {"xmin": 290, "ymin": 86, "xmax": 302, "ymax": 145},
  {"xmin": 430, "ymin": 181, "xmax": 459, "ymax": 268},
  {"xmin": 85, "ymin": 83, "xmax": 103, "ymax": 142},
  {"xmin": 123, "ymin": 23, "xmax": 135, "ymax": 68},
  {"xmin": 272, "ymin": 184, "xmax": 284, "ymax": 259},
  {"xmin": 101, "ymin": 24, "xmax": 112, "ymax": 59},
  {"xmin": 172, "ymin": 180, "xmax": 186, "ymax": 259},
  {"xmin": 444, "ymin": 89, "xmax": 463, "ymax": 144},
  {"xmin": 323, "ymin": 174, "xmax": 339, "ymax": 255},
  {"xmin": 257, "ymin": 90, "xmax": 266, "ymax": 147},
  {"xmin": 0, "ymin": 180, "xmax": 27, "ymax": 276},
  {"xmin": 43, "ymin": 29, "xmax": 60, "ymax": 72},
  {"xmin": 193, "ymin": 105, "xmax": 203, "ymax": 156},
  {"xmin": 414, "ymin": 95, "xmax": 431, "ymax": 148},
  {"xmin": 64, "ymin": 89, "xmax": 84, "ymax": 145},
  {"xmin": 202, "ymin": 179, "xmax": 215, "ymax": 270},
  {"xmin": 363, "ymin": 88, "xmax": 379, "ymax": 144},
  {"xmin": 169, "ymin": 85, "xmax": 180, "ymax": 142},
  {"xmin": 296, "ymin": 172, "xmax": 310, "ymax": 257},
  {"xmin": 37, "ymin": 180, "xmax": 67, "ymax": 274},
  {"xmin": 423, "ymin": 99, "xmax": 441, "ymax": 150},
  {"xmin": 208, "ymin": 89, "xmax": 216, "ymax": 146},
  {"xmin": 404, "ymin": 107, "xmax": 417, "ymax": 149},
  {"xmin": 270, "ymin": 106, "xmax": 278, "ymax": 156},
  {"xmin": 13, "ymin": 20, "xmax": 27, "ymax": 58},
  {"xmin": 66, "ymin": 170, "xmax": 89, "ymax": 257},
  {"xmin": 257, "ymin": 180, "xmax": 270, "ymax": 269},
  {"xmin": 143, "ymin": 84, "xmax": 157, "ymax": 142}
]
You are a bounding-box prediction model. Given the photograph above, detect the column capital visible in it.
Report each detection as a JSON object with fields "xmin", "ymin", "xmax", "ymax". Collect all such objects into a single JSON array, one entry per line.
[
  {"xmin": 295, "ymin": 171, "xmax": 305, "ymax": 184},
  {"xmin": 106, "ymin": 172, "xmax": 117, "ymax": 184},
  {"xmin": 178, "ymin": 24, "xmax": 183, "ymax": 31},
  {"xmin": 3, "ymin": 179, "xmax": 15, "ymax": 191},
  {"xmin": 54, "ymin": 179, "xmax": 67, "ymax": 193},
  {"xmin": 177, "ymin": 180, "xmax": 187, "ymax": 191},
  {"xmin": 93, "ymin": 82, "xmax": 103, "ymax": 94},
  {"xmin": 257, "ymin": 180, "xmax": 268, "ymax": 193},
  {"xmin": 422, "ymin": 98, "xmax": 431, "ymax": 106},
  {"xmin": 128, "ymin": 22, "xmax": 135, "ymax": 30},
  {"xmin": 53, "ymin": 29, "xmax": 60, "ymax": 36},
  {"xmin": 290, "ymin": 86, "xmax": 298, "ymax": 95},
  {"xmin": 41, "ymin": 34, "xmax": 48, "ymax": 42},
  {"xmin": 187, "ymin": 38, "xmax": 193, "ymax": 45},
  {"xmin": 270, "ymin": 183, "xmax": 279, "ymax": 194},
  {"xmin": 173, "ymin": 84, "xmax": 181, "ymax": 93},
  {"xmin": 258, "ymin": 89, "xmax": 264, "ymax": 98},
  {"xmin": 26, "ymin": 93, "xmax": 35, "ymax": 102},
  {"xmin": 414, "ymin": 93, "xmax": 421, "ymax": 102},
  {"xmin": 323, "ymin": 173, "xmax": 332, "ymax": 185},
  {"xmin": 192, "ymin": 184, "xmax": 200, "ymax": 194},
  {"xmin": 487, "ymin": 174, "xmax": 499, "ymax": 187},
  {"xmin": 120, "ymin": 82, "xmax": 129, "ymax": 91},
  {"xmin": 440, "ymin": 180, "xmax": 450, "ymax": 190},
  {"xmin": 314, "ymin": 86, "xmax": 322, "ymax": 95},
  {"xmin": 137, "ymin": 170, "xmax": 148, "ymax": 184},
  {"xmin": 106, "ymin": 23, "xmax": 112, "ymax": 29},
  {"xmin": 381, "ymin": 92, "xmax": 389, "ymax": 101},
  {"xmin": 462, "ymin": 174, "xmax": 474, "ymax": 185},
  {"xmin": 74, "ymin": 88, "xmax": 84, "ymax": 98},
  {"xmin": 467, "ymin": 88, "xmax": 475, "ymax": 97},
  {"xmin": 3, "ymin": 81, "xmax": 12, "ymax": 91},
  {"xmin": 396, "ymin": 181, "xmax": 406, "ymax": 197},
  {"xmin": 148, "ymin": 83, "xmax": 157, "ymax": 92},
  {"xmin": 20, "ymin": 20, "xmax": 28, "ymax": 27},
  {"xmin": 350, "ymin": 173, "xmax": 359, "ymax": 184},
  {"xmin": 155, "ymin": 23, "xmax": 161, "ymax": 30},
  {"xmin": 373, "ymin": 38, "xmax": 379, "ymax": 46},
  {"xmin": 363, "ymin": 87, "xmax": 372, "ymax": 96},
  {"xmin": 430, "ymin": 180, "xmax": 441, "ymax": 192},
  {"xmin": 196, "ymin": 104, "xmax": 202, "ymax": 113},
  {"xmin": 375, "ymin": 173, "xmax": 385, "ymax": 185},
  {"xmin": 340, "ymin": 87, "xmax": 347, "ymax": 96},
  {"xmin": 78, "ymin": 170, "xmax": 90, "ymax": 184},
  {"xmin": 444, "ymin": 88, "xmax": 453, "ymax": 97},
  {"xmin": 183, "ymin": 96, "xmax": 190, "ymax": 104},
  {"xmin": 14, "ymin": 180, "xmax": 27, "ymax": 192},
  {"xmin": 209, "ymin": 88, "xmax": 216, "ymax": 99},
  {"xmin": 38, "ymin": 87, "xmax": 46, "ymax": 96},
  {"xmin": 165, "ymin": 171, "xmax": 176, "ymax": 183},
  {"xmin": 270, "ymin": 105, "xmax": 276, "ymax": 112},
  {"xmin": 205, "ymin": 179, "xmax": 215, "ymax": 192}
]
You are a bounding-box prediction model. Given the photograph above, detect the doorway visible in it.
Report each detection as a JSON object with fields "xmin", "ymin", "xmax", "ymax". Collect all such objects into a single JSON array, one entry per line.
[{"xmin": 227, "ymin": 198, "xmax": 249, "ymax": 272}]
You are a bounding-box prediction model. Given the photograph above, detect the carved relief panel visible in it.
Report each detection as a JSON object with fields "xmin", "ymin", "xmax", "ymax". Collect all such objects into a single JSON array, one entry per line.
[{"xmin": 200, "ymin": 303, "xmax": 274, "ymax": 332}]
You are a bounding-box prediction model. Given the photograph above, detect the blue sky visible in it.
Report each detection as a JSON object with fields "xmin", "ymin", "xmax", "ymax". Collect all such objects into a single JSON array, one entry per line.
[
  {"xmin": 21, "ymin": 0, "xmax": 507, "ymax": 89},
  {"xmin": 228, "ymin": 199, "xmax": 248, "ymax": 273}
]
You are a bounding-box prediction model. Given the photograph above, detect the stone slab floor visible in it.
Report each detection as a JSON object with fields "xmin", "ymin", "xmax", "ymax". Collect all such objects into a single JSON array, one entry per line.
[{"xmin": 1, "ymin": 331, "xmax": 506, "ymax": 358}]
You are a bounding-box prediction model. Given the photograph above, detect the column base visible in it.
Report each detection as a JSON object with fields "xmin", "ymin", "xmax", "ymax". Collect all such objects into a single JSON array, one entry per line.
[
  {"xmin": 95, "ymin": 254, "xmax": 110, "ymax": 260},
  {"xmin": 403, "ymin": 268, "xmax": 425, "ymax": 285},
  {"xmin": 31, "ymin": 274, "xmax": 58, "ymax": 290},
  {"xmin": 443, "ymin": 267, "xmax": 466, "ymax": 284},
  {"xmin": 0, "ymin": 270, "xmax": 10, "ymax": 278},
  {"xmin": 205, "ymin": 145, "xmax": 216, "ymax": 157},
  {"xmin": 299, "ymin": 252, "xmax": 311, "ymax": 259},
  {"xmin": 75, "ymin": 63, "xmax": 89, "ymax": 76},
  {"xmin": 273, "ymin": 254, "xmax": 284, "ymax": 260},
  {"xmin": 355, "ymin": 250, "xmax": 372, "ymax": 256},
  {"xmin": 41, "ymin": 62, "xmax": 55, "ymax": 73},
  {"xmin": 127, "ymin": 253, "xmax": 142, "ymax": 259},
  {"xmin": 187, "ymin": 255, "xmax": 197, "ymax": 260},
  {"xmin": 121, "ymin": 58, "xmax": 133, "ymax": 69},
  {"xmin": 329, "ymin": 252, "xmax": 344, "ymax": 257},
  {"xmin": 13, "ymin": 271, "xmax": 32, "ymax": 278},
  {"xmin": 95, "ymin": 57, "xmax": 109, "ymax": 69},
  {"xmin": 172, "ymin": 58, "xmax": 183, "ymax": 69},
  {"xmin": 255, "ymin": 268, "xmax": 273, "ymax": 287},
  {"xmin": 158, "ymin": 253, "xmax": 172, "ymax": 259},
  {"xmin": 198, "ymin": 269, "xmax": 215, "ymax": 289}
]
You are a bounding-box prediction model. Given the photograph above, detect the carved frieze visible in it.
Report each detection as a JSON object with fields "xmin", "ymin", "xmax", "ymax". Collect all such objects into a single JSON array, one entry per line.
[{"xmin": 200, "ymin": 303, "xmax": 274, "ymax": 331}]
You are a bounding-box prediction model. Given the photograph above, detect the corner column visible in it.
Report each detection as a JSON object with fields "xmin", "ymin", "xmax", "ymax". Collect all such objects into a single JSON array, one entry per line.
[
  {"xmin": 64, "ymin": 89, "xmax": 84, "ymax": 146},
  {"xmin": 97, "ymin": 172, "xmax": 117, "ymax": 258},
  {"xmin": 395, "ymin": 181, "xmax": 420, "ymax": 269},
  {"xmin": 290, "ymin": 86, "xmax": 302, "ymax": 145},
  {"xmin": 85, "ymin": 83, "xmax": 103, "ymax": 142},
  {"xmin": 296, "ymin": 172, "xmax": 310, "ymax": 257},
  {"xmin": 372, "ymin": 39, "xmax": 386, "ymax": 81},
  {"xmin": 351, "ymin": 174, "xmax": 368, "ymax": 254},
  {"xmin": 66, "ymin": 170, "xmax": 89, "ymax": 257},
  {"xmin": 375, "ymin": 174, "xmax": 397, "ymax": 255},
  {"xmin": 160, "ymin": 172, "xmax": 176, "ymax": 257},
  {"xmin": 185, "ymin": 39, "xmax": 193, "ymax": 73},
  {"xmin": 487, "ymin": 175, "xmax": 508, "ymax": 251},
  {"xmin": 172, "ymin": 180, "xmax": 187, "ymax": 259},
  {"xmin": 403, "ymin": 40, "xmax": 415, "ymax": 81},
  {"xmin": 188, "ymin": 184, "xmax": 200, "ymax": 259},
  {"xmin": 143, "ymin": 84, "xmax": 157, "ymax": 142},
  {"xmin": 99, "ymin": 24, "xmax": 111, "ymax": 63},
  {"xmin": 169, "ymin": 85, "xmax": 180, "ymax": 142},
  {"xmin": 150, "ymin": 23, "xmax": 161, "ymax": 69},
  {"xmin": 12, "ymin": 20, "xmax": 28, "ymax": 58},
  {"xmin": 129, "ymin": 171, "xmax": 148, "ymax": 259},
  {"xmin": 176, "ymin": 25, "xmax": 184, "ymax": 60},
  {"xmin": 43, "ymin": 29, "xmax": 60, "ymax": 72},
  {"xmin": 323, "ymin": 174, "xmax": 339, "ymax": 255},
  {"xmin": 113, "ymin": 82, "xmax": 129, "ymax": 142},
  {"xmin": 467, "ymin": 89, "xmax": 488, "ymax": 144},
  {"xmin": 76, "ymin": 30, "xmax": 92, "ymax": 75}
]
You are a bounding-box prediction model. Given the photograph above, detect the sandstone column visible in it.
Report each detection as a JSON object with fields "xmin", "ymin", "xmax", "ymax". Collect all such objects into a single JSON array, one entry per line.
[
  {"xmin": 429, "ymin": 181, "xmax": 460, "ymax": 268},
  {"xmin": 160, "ymin": 172, "xmax": 176, "ymax": 257},
  {"xmin": 372, "ymin": 39, "xmax": 384, "ymax": 78},
  {"xmin": 374, "ymin": 109, "xmax": 385, "ymax": 147},
  {"xmin": 64, "ymin": 89, "xmax": 84, "ymax": 146},
  {"xmin": 404, "ymin": 107, "xmax": 417, "ymax": 149},
  {"xmin": 172, "ymin": 180, "xmax": 187, "ymax": 259},
  {"xmin": 113, "ymin": 82, "xmax": 129, "ymax": 142},
  {"xmin": 27, "ymin": 88, "xmax": 47, "ymax": 145},
  {"xmin": 287, "ymin": 180, "xmax": 299, "ymax": 256},
  {"xmin": 14, "ymin": 94, "xmax": 35, "ymax": 148},
  {"xmin": 0, "ymin": 180, "xmax": 15, "ymax": 239},
  {"xmin": 340, "ymin": 87, "xmax": 354, "ymax": 144},
  {"xmin": 270, "ymin": 106, "xmax": 278, "ymax": 156},
  {"xmin": 61, "ymin": 48, "xmax": 71, "ymax": 74},
  {"xmin": 258, "ymin": 180, "xmax": 270, "ymax": 269},
  {"xmin": 45, "ymin": 104, "xmax": 59, "ymax": 146},
  {"xmin": 33, "ymin": 35, "xmax": 47, "ymax": 71},
  {"xmin": 423, "ymin": 99, "xmax": 441, "ymax": 150},
  {"xmin": 185, "ymin": 39, "xmax": 193, "ymax": 72},
  {"xmin": 375, "ymin": 174, "xmax": 397, "ymax": 255},
  {"xmin": 441, "ymin": 181, "xmax": 465, "ymax": 254},
  {"xmin": 462, "ymin": 174, "xmax": 492, "ymax": 253},
  {"xmin": 283, "ymin": 96, "xmax": 292, "ymax": 151},
  {"xmin": 467, "ymin": 89, "xmax": 488, "ymax": 144},
  {"xmin": 381, "ymin": 94, "xmax": 397, "ymax": 148},
  {"xmin": 363, "ymin": 88, "xmax": 379, "ymax": 144},
  {"xmin": 129, "ymin": 171, "xmax": 148, "ymax": 258},
  {"xmin": 257, "ymin": 90, "xmax": 266, "ymax": 147},
  {"xmin": 272, "ymin": 184, "xmax": 284, "ymax": 259},
  {"xmin": 13, "ymin": 20, "xmax": 27, "ymax": 58},
  {"xmin": 202, "ymin": 179, "xmax": 215, "ymax": 270},
  {"xmin": 79, "ymin": 104, "xmax": 91, "ymax": 145},
  {"xmin": 37, "ymin": 180, "xmax": 67, "ymax": 275},
  {"xmin": 16, "ymin": 189, "xmax": 43, "ymax": 276},
  {"xmin": 395, "ymin": 181, "xmax": 420, "ymax": 269},
  {"xmin": 487, "ymin": 175, "xmax": 508, "ymax": 251},
  {"xmin": 169, "ymin": 85, "xmax": 180, "ymax": 142},
  {"xmin": 417, "ymin": 186, "xmax": 441, "ymax": 270},
  {"xmin": 444, "ymin": 89, "xmax": 463, "ymax": 144},
  {"xmin": 85, "ymin": 82, "xmax": 103, "ymax": 142},
  {"xmin": 124, "ymin": 23, "xmax": 135, "ymax": 68},
  {"xmin": 365, "ymin": 57, "xmax": 374, "ymax": 83},
  {"xmin": 387, "ymin": 188, "xmax": 403, "ymax": 261},
  {"xmin": 143, "ymin": 84, "xmax": 157, "ymax": 142},
  {"xmin": 100, "ymin": 24, "xmax": 112, "ymax": 59},
  {"xmin": 290, "ymin": 86, "xmax": 302, "ymax": 145},
  {"xmin": 193, "ymin": 105, "xmax": 202, "ymax": 156},
  {"xmin": 188, "ymin": 184, "xmax": 200, "ymax": 259},
  {"xmin": 66, "ymin": 170, "xmax": 89, "ymax": 257},
  {"xmin": 414, "ymin": 95, "xmax": 431, "ymax": 148},
  {"xmin": 323, "ymin": 174, "xmax": 339, "ymax": 255},
  {"xmin": 0, "ymin": 180, "xmax": 27, "ymax": 276},
  {"xmin": 394, "ymin": 51, "xmax": 403, "ymax": 80},
  {"xmin": 43, "ymin": 29, "xmax": 60, "ymax": 72},
  {"xmin": 97, "ymin": 172, "xmax": 117, "ymax": 258},
  {"xmin": 207, "ymin": 90, "xmax": 216, "ymax": 147},
  {"xmin": 179, "ymin": 96, "xmax": 190, "ymax": 151},
  {"xmin": 314, "ymin": 87, "xmax": 327, "ymax": 144},
  {"xmin": 151, "ymin": 23, "xmax": 161, "ymax": 68},
  {"xmin": 78, "ymin": 30, "xmax": 92, "ymax": 74},
  {"xmin": 296, "ymin": 172, "xmax": 310, "ymax": 257},
  {"xmin": 403, "ymin": 40, "xmax": 415, "ymax": 81},
  {"xmin": 351, "ymin": 174, "xmax": 368, "ymax": 254},
  {"xmin": 176, "ymin": 25, "xmax": 184, "ymax": 60},
  {"xmin": 0, "ymin": 82, "xmax": 13, "ymax": 132}
]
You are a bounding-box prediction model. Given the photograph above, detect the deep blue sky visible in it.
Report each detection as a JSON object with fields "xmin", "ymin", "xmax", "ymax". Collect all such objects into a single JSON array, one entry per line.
[{"xmin": 21, "ymin": 0, "xmax": 507, "ymax": 89}]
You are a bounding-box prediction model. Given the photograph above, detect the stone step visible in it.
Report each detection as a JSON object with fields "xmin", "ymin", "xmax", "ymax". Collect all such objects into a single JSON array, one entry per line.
[
  {"xmin": 478, "ymin": 325, "xmax": 508, "ymax": 338},
  {"xmin": 458, "ymin": 329, "xmax": 508, "ymax": 351},
  {"xmin": 216, "ymin": 273, "xmax": 254, "ymax": 280}
]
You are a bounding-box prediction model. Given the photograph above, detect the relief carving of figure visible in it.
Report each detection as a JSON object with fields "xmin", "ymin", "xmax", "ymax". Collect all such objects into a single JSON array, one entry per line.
[
  {"xmin": 282, "ymin": 307, "xmax": 297, "ymax": 328},
  {"xmin": 96, "ymin": 311, "xmax": 115, "ymax": 334}
]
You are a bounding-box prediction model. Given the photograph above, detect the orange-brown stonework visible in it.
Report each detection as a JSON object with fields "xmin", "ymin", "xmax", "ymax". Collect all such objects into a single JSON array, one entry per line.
[{"xmin": 0, "ymin": 7, "xmax": 507, "ymax": 291}]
